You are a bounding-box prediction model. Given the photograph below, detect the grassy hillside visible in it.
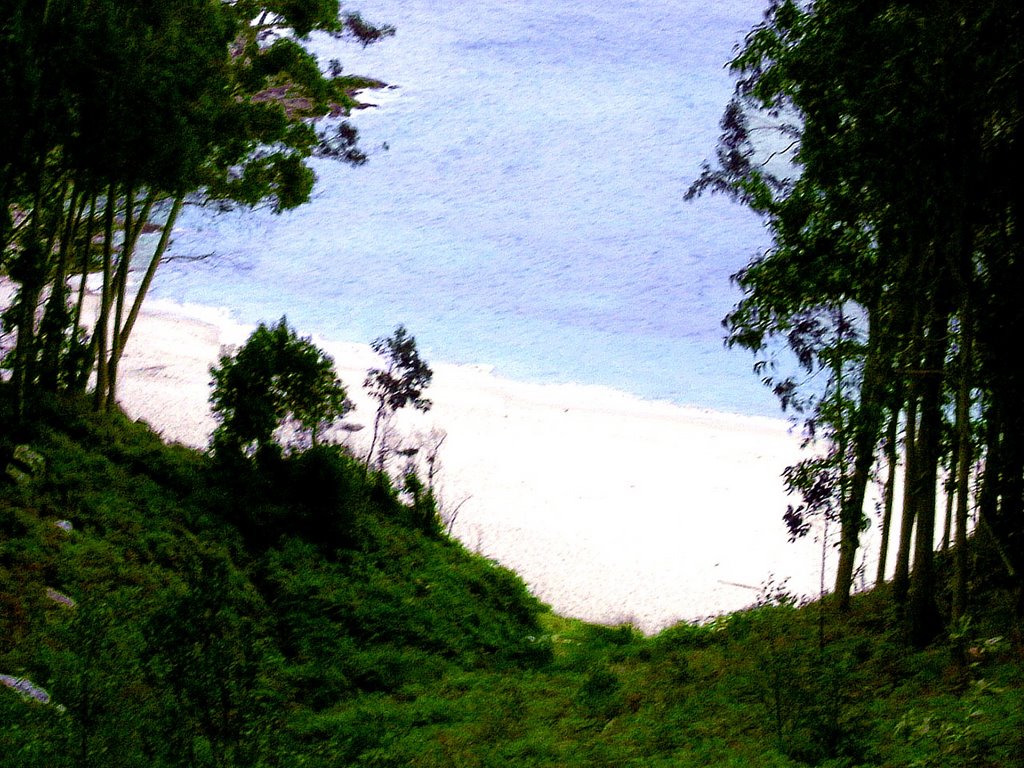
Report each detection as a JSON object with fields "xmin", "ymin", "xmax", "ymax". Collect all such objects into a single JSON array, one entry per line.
[{"xmin": 2, "ymin": 389, "xmax": 1022, "ymax": 767}]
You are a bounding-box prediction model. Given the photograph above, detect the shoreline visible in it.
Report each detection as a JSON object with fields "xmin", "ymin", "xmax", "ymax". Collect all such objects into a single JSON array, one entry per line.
[
  {"xmin": 114, "ymin": 298, "xmax": 831, "ymax": 632},
  {"xmin": 4, "ymin": 284, "xmax": 843, "ymax": 633}
]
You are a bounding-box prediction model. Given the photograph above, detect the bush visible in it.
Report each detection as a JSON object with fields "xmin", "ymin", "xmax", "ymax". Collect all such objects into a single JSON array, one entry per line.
[
  {"xmin": 210, "ymin": 318, "xmax": 350, "ymax": 459},
  {"xmin": 284, "ymin": 445, "xmax": 359, "ymax": 548},
  {"xmin": 576, "ymin": 667, "xmax": 624, "ymax": 720}
]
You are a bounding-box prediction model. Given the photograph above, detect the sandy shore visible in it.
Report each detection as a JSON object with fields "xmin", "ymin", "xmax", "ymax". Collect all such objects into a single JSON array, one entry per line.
[
  {"xmin": 19, "ymin": 291, "xmax": 870, "ymax": 633},
  {"xmin": 111, "ymin": 298, "xmax": 849, "ymax": 632}
]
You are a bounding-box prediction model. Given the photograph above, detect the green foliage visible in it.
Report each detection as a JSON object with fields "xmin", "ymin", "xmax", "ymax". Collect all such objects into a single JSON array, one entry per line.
[
  {"xmin": 576, "ymin": 666, "xmax": 624, "ymax": 720},
  {"xmin": 402, "ymin": 470, "xmax": 441, "ymax": 536},
  {"xmin": 689, "ymin": 0, "xmax": 1024, "ymax": 631},
  {"xmin": 2, "ymin": 389, "xmax": 1024, "ymax": 766},
  {"xmin": 364, "ymin": 324, "xmax": 434, "ymax": 468},
  {"xmin": 366, "ymin": 324, "xmax": 434, "ymax": 414},
  {"xmin": 210, "ymin": 317, "xmax": 350, "ymax": 459},
  {"xmin": 892, "ymin": 678, "xmax": 1024, "ymax": 768},
  {"xmin": 1, "ymin": 0, "xmax": 394, "ymax": 420}
]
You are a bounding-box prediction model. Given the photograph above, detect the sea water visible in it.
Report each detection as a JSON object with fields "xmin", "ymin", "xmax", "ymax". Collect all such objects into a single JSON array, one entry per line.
[{"xmin": 156, "ymin": 0, "xmax": 780, "ymax": 417}]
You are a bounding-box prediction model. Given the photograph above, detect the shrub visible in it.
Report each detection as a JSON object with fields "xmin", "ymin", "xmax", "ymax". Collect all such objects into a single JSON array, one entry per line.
[
  {"xmin": 210, "ymin": 318, "xmax": 350, "ymax": 459},
  {"xmin": 284, "ymin": 444, "xmax": 359, "ymax": 547},
  {"xmin": 576, "ymin": 667, "xmax": 624, "ymax": 720}
]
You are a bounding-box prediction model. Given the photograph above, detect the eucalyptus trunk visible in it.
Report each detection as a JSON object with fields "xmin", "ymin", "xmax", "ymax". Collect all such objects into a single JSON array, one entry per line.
[
  {"xmin": 10, "ymin": 165, "xmax": 66, "ymax": 417},
  {"xmin": 952, "ymin": 311, "xmax": 973, "ymax": 625},
  {"xmin": 92, "ymin": 182, "xmax": 117, "ymax": 412},
  {"xmin": 835, "ymin": 307, "xmax": 888, "ymax": 609},
  {"xmin": 105, "ymin": 195, "xmax": 182, "ymax": 408},
  {"xmin": 907, "ymin": 310, "xmax": 950, "ymax": 646},
  {"xmin": 875, "ymin": 405, "xmax": 901, "ymax": 586},
  {"xmin": 892, "ymin": 396, "xmax": 918, "ymax": 605},
  {"xmin": 105, "ymin": 187, "xmax": 157, "ymax": 411},
  {"xmin": 38, "ymin": 185, "xmax": 87, "ymax": 391},
  {"xmin": 70, "ymin": 191, "xmax": 99, "ymax": 393}
]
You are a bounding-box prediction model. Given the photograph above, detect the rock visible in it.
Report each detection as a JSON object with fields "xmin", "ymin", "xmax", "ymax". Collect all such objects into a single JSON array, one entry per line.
[
  {"xmin": 12, "ymin": 444, "xmax": 44, "ymax": 475},
  {"xmin": 45, "ymin": 588, "xmax": 77, "ymax": 609},
  {"xmin": 6, "ymin": 444, "xmax": 45, "ymax": 485},
  {"xmin": 0, "ymin": 674, "xmax": 51, "ymax": 705}
]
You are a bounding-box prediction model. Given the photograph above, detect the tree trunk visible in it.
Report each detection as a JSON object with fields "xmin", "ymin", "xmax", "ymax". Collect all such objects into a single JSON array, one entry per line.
[
  {"xmin": 10, "ymin": 159, "xmax": 48, "ymax": 418},
  {"xmin": 892, "ymin": 396, "xmax": 918, "ymax": 605},
  {"xmin": 11, "ymin": 168, "xmax": 68, "ymax": 418},
  {"xmin": 908, "ymin": 310, "xmax": 950, "ymax": 647},
  {"xmin": 38, "ymin": 185, "xmax": 87, "ymax": 391},
  {"xmin": 941, "ymin": 457, "xmax": 956, "ymax": 552},
  {"xmin": 952, "ymin": 313, "xmax": 972, "ymax": 625},
  {"xmin": 69, "ymin": 192, "xmax": 99, "ymax": 393},
  {"xmin": 105, "ymin": 187, "xmax": 158, "ymax": 411},
  {"xmin": 367, "ymin": 404, "xmax": 389, "ymax": 472},
  {"xmin": 875, "ymin": 405, "xmax": 901, "ymax": 585},
  {"xmin": 92, "ymin": 182, "xmax": 117, "ymax": 412},
  {"xmin": 105, "ymin": 195, "xmax": 180, "ymax": 408},
  {"xmin": 835, "ymin": 306, "xmax": 889, "ymax": 608}
]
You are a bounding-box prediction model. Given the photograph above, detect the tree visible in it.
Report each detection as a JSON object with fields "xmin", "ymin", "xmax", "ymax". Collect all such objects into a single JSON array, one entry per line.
[
  {"xmin": 0, "ymin": 0, "xmax": 394, "ymax": 418},
  {"xmin": 364, "ymin": 325, "xmax": 433, "ymax": 471},
  {"xmin": 690, "ymin": 0, "xmax": 1024, "ymax": 640},
  {"xmin": 210, "ymin": 318, "xmax": 350, "ymax": 460}
]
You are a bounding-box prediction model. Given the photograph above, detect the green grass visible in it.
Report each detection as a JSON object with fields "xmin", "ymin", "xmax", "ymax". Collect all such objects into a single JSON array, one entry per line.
[{"xmin": 1, "ymin": 389, "xmax": 1022, "ymax": 767}]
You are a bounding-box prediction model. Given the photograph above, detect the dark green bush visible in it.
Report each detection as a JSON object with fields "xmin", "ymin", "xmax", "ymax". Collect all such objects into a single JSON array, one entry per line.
[
  {"xmin": 576, "ymin": 666, "xmax": 624, "ymax": 720},
  {"xmin": 651, "ymin": 619, "xmax": 722, "ymax": 652},
  {"xmin": 283, "ymin": 444, "xmax": 359, "ymax": 547}
]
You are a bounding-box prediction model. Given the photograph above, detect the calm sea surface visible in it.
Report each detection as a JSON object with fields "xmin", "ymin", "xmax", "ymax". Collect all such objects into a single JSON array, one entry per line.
[{"xmin": 158, "ymin": 0, "xmax": 779, "ymax": 416}]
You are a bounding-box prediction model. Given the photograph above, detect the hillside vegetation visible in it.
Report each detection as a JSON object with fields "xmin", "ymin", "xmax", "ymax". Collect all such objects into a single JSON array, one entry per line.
[
  {"xmin": 4, "ymin": 0, "xmax": 1023, "ymax": 762},
  {"xmin": 2, "ymin": 388, "xmax": 1022, "ymax": 767}
]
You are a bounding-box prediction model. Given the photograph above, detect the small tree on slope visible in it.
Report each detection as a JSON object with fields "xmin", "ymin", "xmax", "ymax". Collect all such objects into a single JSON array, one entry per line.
[
  {"xmin": 210, "ymin": 318, "xmax": 350, "ymax": 460},
  {"xmin": 364, "ymin": 324, "xmax": 433, "ymax": 471}
]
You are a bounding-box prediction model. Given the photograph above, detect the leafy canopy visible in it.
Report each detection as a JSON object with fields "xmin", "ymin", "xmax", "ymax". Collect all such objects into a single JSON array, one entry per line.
[
  {"xmin": 210, "ymin": 317, "xmax": 350, "ymax": 458},
  {"xmin": 364, "ymin": 324, "xmax": 433, "ymax": 470},
  {"xmin": 365, "ymin": 324, "xmax": 433, "ymax": 414}
]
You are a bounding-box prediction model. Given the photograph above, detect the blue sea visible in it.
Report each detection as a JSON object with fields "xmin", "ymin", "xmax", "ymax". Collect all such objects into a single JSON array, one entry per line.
[{"xmin": 157, "ymin": 0, "xmax": 779, "ymax": 417}]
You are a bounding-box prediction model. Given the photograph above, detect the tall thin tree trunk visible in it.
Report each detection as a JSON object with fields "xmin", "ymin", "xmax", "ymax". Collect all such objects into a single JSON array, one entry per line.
[
  {"xmin": 110, "ymin": 182, "xmax": 137, "ymax": 348},
  {"xmin": 908, "ymin": 310, "xmax": 950, "ymax": 646},
  {"xmin": 835, "ymin": 307, "xmax": 888, "ymax": 608},
  {"xmin": 875, "ymin": 405, "xmax": 901, "ymax": 585},
  {"xmin": 92, "ymin": 182, "xmax": 117, "ymax": 412},
  {"xmin": 39, "ymin": 185, "xmax": 86, "ymax": 391},
  {"xmin": 941, "ymin": 459, "xmax": 956, "ymax": 552},
  {"xmin": 106, "ymin": 185, "xmax": 158, "ymax": 411},
  {"xmin": 106, "ymin": 195, "xmax": 181, "ymax": 407},
  {"xmin": 69, "ymin": 191, "xmax": 99, "ymax": 393},
  {"xmin": 893, "ymin": 396, "xmax": 918, "ymax": 604},
  {"xmin": 952, "ymin": 313, "xmax": 972, "ymax": 625},
  {"xmin": 11, "ymin": 166, "xmax": 68, "ymax": 417},
  {"xmin": 367, "ymin": 405, "xmax": 389, "ymax": 473},
  {"xmin": 975, "ymin": 410, "xmax": 1017, "ymax": 579}
]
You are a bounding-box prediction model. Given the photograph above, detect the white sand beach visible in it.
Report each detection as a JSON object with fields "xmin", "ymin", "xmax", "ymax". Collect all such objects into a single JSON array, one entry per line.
[
  {"xmin": 106, "ymin": 297, "xmax": 852, "ymax": 633},
  {"xmin": 3, "ymin": 280, "xmax": 860, "ymax": 632}
]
